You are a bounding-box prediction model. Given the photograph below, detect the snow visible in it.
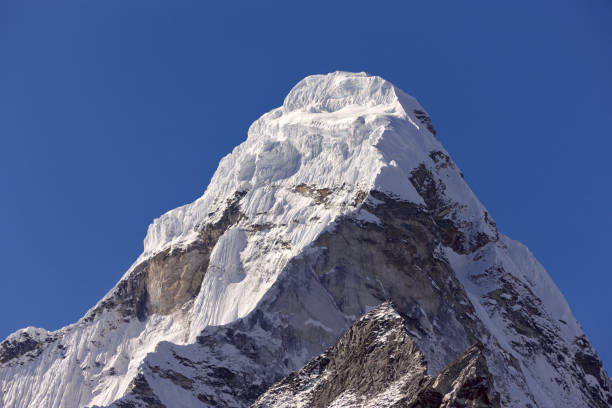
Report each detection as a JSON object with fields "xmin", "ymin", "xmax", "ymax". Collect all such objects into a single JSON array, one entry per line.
[
  {"xmin": 353, "ymin": 208, "xmax": 381, "ymax": 226},
  {"xmin": 0, "ymin": 307, "xmax": 194, "ymax": 408},
  {"xmin": 443, "ymin": 235, "xmax": 586, "ymax": 407},
  {"xmin": 1, "ymin": 71, "xmax": 606, "ymax": 408},
  {"xmin": 303, "ymin": 318, "xmax": 334, "ymax": 333},
  {"xmin": 140, "ymin": 71, "xmax": 434, "ymax": 262}
]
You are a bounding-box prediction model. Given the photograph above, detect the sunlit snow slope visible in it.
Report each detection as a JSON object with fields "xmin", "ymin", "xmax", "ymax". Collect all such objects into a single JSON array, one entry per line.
[{"xmin": 0, "ymin": 72, "xmax": 609, "ymax": 408}]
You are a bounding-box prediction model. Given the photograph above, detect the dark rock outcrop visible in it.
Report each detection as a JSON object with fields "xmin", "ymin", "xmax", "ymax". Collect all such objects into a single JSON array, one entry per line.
[
  {"xmin": 413, "ymin": 109, "xmax": 437, "ymax": 136},
  {"xmin": 252, "ymin": 302, "xmax": 500, "ymax": 408},
  {"xmin": 85, "ymin": 192, "xmax": 246, "ymax": 322},
  {"xmin": 0, "ymin": 329, "xmax": 60, "ymax": 367}
]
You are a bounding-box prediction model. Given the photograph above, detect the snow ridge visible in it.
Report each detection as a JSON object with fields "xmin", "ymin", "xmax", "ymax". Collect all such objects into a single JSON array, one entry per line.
[{"xmin": 142, "ymin": 71, "xmax": 456, "ymax": 260}]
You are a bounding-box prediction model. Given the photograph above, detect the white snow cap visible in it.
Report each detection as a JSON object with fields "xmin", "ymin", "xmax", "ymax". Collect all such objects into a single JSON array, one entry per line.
[
  {"xmin": 282, "ymin": 71, "xmax": 413, "ymax": 112},
  {"xmin": 141, "ymin": 71, "xmax": 482, "ymax": 260}
]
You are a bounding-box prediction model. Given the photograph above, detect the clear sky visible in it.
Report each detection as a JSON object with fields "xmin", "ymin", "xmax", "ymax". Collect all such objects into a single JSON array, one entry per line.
[{"xmin": 1, "ymin": 1, "xmax": 610, "ymax": 371}]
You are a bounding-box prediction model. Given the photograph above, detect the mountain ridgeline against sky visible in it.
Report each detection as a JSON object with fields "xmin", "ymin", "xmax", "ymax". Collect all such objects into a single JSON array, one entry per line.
[{"xmin": 0, "ymin": 72, "xmax": 609, "ymax": 408}]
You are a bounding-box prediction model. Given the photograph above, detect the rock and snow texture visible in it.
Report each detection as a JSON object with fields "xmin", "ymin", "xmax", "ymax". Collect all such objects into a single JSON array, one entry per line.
[
  {"xmin": 252, "ymin": 302, "xmax": 500, "ymax": 408},
  {"xmin": 0, "ymin": 71, "xmax": 610, "ymax": 408}
]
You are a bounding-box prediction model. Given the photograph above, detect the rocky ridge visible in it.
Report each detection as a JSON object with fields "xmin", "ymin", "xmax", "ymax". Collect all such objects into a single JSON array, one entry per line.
[{"xmin": 252, "ymin": 302, "xmax": 500, "ymax": 408}]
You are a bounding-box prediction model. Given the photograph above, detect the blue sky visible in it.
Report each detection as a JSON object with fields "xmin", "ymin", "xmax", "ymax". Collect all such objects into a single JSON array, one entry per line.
[{"xmin": 1, "ymin": 1, "xmax": 610, "ymax": 370}]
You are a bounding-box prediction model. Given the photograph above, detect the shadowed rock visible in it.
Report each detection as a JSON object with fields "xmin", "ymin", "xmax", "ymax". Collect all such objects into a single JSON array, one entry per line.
[{"xmin": 252, "ymin": 302, "xmax": 500, "ymax": 408}]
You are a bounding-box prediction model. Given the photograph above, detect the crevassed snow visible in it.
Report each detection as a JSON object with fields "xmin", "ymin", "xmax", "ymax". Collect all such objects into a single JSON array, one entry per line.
[{"xmin": 141, "ymin": 72, "xmax": 433, "ymax": 261}]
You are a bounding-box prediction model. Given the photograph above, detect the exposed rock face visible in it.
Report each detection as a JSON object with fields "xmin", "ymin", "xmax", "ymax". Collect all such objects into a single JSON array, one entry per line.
[
  {"xmin": 87, "ymin": 191, "xmax": 247, "ymax": 322},
  {"xmin": 115, "ymin": 374, "xmax": 166, "ymax": 408},
  {"xmin": 308, "ymin": 191, "xmax": 481, "ymax": 375},
  {"xmin": 252, "ymin": 303, "xmax": 500, "ymax": 408},
  {"xmin": 413, "ymin": 109, "xmax": 437, "ymax": 136},
  {"xmin": 104, "ymin": 309, "xmax": 302, "ymax": 408},
  {"xmin": 0, "ymin": 328, "xmax": 58, "ymax": 365},
  {"xmin": 1, "ymin": 72, "xmax": 609, "ymax": 408}
]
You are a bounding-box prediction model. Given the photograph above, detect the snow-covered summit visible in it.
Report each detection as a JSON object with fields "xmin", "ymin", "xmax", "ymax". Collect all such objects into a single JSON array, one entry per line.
[
  {"xmin": 281, "ymin": 71, "xmax": 415, "ymax": 113},
  {"xmin": 142, "ymin": 71, "xmax": 490, "ymax": 261}
]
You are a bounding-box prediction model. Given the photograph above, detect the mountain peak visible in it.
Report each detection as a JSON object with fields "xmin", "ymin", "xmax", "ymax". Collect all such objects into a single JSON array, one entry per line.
[
  {"xmin": 4, "ymin": 73, "xmax": 609, "ymax": 408},
  {"xmin": 281, "ymin": 71, "xmax": 413, "ymax": 114},
  {"xmin": 143, "ymin": 72, "xmax": 448, "ymax": 260}
]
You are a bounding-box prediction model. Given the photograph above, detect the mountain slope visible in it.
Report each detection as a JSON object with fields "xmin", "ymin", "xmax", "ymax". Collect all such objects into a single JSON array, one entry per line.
[{"xmin": 1, "ymin": 71, "xmax": 609, "ymax": 408}]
